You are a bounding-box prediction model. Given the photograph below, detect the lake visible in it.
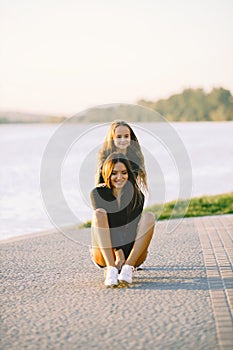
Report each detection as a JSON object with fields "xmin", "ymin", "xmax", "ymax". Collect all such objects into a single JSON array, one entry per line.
[{"xmin": 0, "ymin": 122, "xmax": 233, "ymax": 240}]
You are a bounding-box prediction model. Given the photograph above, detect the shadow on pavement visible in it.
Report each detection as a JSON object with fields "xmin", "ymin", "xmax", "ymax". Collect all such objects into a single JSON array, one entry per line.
[{"xmin": 119, "ymin": 266, "xmax": 232, "ymax": 291}]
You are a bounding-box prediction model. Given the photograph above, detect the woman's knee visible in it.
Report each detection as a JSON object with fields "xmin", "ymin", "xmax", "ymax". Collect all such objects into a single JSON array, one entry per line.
[
  {"xmin": 94, "ymin": 208, "xmax": 107, "ymax": 219},
  {"xmin": 142, "ymin": 211, "xmax": 155, "ymax": 227},
  {"xmin": 93, "ymin": 208, "xmax": 108, "ymax": 226}
]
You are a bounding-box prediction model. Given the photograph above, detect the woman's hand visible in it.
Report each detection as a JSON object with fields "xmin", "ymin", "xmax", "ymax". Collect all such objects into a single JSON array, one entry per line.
[{"xmin": 115, "ymin": 249, "xmax": 125, "ymax": 272}]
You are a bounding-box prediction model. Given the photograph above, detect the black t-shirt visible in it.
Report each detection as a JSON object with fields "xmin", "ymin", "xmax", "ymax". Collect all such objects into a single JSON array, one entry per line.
[{"xmin": 90, "ymin": 185, "xmax": 144, "ymax": 249}]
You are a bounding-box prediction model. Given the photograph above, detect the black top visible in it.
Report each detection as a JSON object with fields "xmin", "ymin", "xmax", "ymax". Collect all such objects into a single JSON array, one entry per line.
[{"xmin": 90, "ymin": 184, "xmax": 144, "ymax": 250}]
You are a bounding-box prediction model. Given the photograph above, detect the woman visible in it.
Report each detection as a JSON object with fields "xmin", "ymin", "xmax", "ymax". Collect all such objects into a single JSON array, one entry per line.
[
  {"xmin": 90, "ymin": 152, "xmax": 155, "ymax": 287},
  {"xmin": 96, "ymin": 120, "xmax": 147, "ymax": 192}
]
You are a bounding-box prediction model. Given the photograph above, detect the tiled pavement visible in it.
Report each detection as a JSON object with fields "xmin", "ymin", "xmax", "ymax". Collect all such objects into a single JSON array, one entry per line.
[
  {"xmin": 1, "ymin": 215, "xmax": 233, "ymax": 350},
  {"xmin": 196, "ymin": 215, "xmax": 233, "ymax": 350}
]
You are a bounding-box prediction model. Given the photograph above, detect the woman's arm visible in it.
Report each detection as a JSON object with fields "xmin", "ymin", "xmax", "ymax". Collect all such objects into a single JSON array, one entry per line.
[{"xmin": 115, "ymin": 248, "xmax": 125, "ymax": 271}]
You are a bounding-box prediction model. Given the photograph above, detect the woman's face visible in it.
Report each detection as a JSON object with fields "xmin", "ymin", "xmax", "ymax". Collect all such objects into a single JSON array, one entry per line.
[
  {"xmin": 110, "ymin": 162, "xmax": 128, "ymax": 189},
  {"xmin": 113, "ymin": 125, "xmax": 131, "ymax": 151}
]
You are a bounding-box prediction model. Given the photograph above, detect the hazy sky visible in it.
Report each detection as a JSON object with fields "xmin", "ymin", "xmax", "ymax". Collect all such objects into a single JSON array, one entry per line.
[{"xmin": 0, "ymin": 0, "xmax": 232, "ymax": 115}]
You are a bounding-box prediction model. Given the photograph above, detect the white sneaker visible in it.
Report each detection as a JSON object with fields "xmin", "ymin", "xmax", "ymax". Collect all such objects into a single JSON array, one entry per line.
[
  {"xmin": 118, "ymin": 264, "xmax": 134, "ymax": 284},
  {"xmin": 104, "ymin": 266, "xmax": 118, "ymax": 287}
]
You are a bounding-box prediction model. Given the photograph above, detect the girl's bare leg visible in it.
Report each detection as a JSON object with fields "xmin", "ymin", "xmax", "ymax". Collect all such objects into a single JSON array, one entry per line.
[
  {"xmin": 91, "ymin": 208, "xmax": 116, "ymax": 267},
  {"xmin": 125, "ymin": 212, "xmax": 155, "ymax": 267}
]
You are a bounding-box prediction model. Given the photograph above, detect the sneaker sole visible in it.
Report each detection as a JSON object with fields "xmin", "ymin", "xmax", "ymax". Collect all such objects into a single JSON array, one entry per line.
[
  {"xmin": 105, "ymin": 283, "xmax": 119, "ymax": 288},
  {"xmin": 119, "ymin": 279, "xmax": 131, "ymax": 286}
]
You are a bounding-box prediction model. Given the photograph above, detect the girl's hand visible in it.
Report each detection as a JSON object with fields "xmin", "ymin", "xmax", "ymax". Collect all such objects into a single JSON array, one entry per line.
[
  {"xmin": 97, "ymin": 183, "xmax": 107, "ymax": 188},
  {"xmin": 115, "ymin": 249, "xmax": 125, "ymax": 272}
]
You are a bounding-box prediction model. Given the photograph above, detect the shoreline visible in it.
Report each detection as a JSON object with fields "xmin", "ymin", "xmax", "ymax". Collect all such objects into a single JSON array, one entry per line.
[
  {"xmin": 1, "ymin": 213, "xmax": 232, "ymax": 245},
  {"xmin": 0, "ymin": 227, "xmax": 58, "ymax": 245}
]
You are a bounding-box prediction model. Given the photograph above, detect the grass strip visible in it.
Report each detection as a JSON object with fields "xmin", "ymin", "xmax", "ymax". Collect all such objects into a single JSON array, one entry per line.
[
  {"xmin": 80, "ymin": 192, "xmax": 233, "ymax": 228},
  {"xmin": 145, "ymin": 192, "xmax": 233, "ymax": 220}
]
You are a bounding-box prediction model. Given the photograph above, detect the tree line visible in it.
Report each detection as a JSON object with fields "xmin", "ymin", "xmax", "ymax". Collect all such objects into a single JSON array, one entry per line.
[
  {"xmin": 1, "ymin": 87, "xmax": 232, "ymax": 123},
  {"xmin": 138, "ymin": 87, "xmax": 233, "ymax": 121}
]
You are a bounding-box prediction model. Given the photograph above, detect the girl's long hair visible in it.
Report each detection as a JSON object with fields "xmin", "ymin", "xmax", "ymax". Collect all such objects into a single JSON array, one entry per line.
[
  {"xmin": 101, "ymin": 152, "xmax": 143, "ymax": 211},
  {"xmin": 96, "ymin": 120, "xmax": 148, "ymax": 191}
]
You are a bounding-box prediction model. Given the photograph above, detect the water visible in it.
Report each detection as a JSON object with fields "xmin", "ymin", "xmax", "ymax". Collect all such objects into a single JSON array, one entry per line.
[{"xmin": 1, "ymin": 122, "xmax": 233, "ymax": 240}]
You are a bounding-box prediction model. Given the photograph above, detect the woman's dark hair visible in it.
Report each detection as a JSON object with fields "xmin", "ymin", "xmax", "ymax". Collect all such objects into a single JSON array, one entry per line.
[{"xmin": 101, "ymin": 152, "xmax": 143, "ymax": 210}]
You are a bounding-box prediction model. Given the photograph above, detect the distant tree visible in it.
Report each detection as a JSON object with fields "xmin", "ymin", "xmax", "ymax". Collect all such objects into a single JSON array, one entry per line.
[{"xmin": 138, "ymin": 87, "xmax": 233, "ymax": 121}]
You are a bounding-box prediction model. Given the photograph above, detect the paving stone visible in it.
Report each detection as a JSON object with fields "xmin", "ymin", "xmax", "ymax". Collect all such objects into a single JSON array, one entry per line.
[{"xmin": 1, "ymin": 215, "xmax": 232, "ymax": 349}]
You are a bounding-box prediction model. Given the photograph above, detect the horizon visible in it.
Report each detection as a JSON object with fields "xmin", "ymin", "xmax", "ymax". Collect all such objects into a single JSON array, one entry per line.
[
  {"xmin": 0, "ymin": 84, "xmax": 232, "ymax": 117},
  {"xmin": 1, "ymin": 0, "xmax": 233, "ymax": 115}
]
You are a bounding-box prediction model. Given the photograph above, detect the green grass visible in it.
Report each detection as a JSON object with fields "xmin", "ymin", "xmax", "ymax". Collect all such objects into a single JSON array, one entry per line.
[
  {"xmin": 80, "ymin": 192, "xmax": 233, "ymax": 228},
  {"xmin": 145, "ymin": 192, "xmax": 233, "ymax": 220},
  {"xmin": 81, "ymin": 220, "xmax": 92, "ymax": 228}
]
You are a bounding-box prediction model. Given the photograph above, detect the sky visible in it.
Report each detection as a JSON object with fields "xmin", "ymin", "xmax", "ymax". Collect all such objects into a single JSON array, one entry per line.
[{"xmin": 0, "ymin": 0, "xmax": 233, "ymax": 115}]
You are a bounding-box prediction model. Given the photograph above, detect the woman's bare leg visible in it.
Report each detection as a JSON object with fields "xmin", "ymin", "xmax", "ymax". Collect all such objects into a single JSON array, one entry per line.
[
  {"xmin": 91, "ymin": 208, "xmax": 116, "ymax": 267},
  {"xmin": 125, "ymin": 212, "xmax": 155, "ymax": 267}
]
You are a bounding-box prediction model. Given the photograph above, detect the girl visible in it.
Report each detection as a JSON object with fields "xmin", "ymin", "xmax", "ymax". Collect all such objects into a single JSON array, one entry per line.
[
  {"xmin": 90, "ymin": 152, "xmax": 155, "ymax": 287},
  {"xmin": 96, "ymin": 120, "xmax": 147, "ymax": 192}
]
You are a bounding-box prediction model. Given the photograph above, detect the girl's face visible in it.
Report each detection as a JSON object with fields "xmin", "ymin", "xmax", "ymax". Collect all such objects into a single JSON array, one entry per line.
[
  {"xmin": 110, "ymin": 162, "xmax": 128, "ymax": 189},
  {"xmin": 113, "ymin": 125, "xmax": 131, "ymax": 151}
]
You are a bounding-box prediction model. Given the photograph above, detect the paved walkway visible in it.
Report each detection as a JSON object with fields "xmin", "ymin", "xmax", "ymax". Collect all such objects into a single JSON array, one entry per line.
[
  {"xmin": 196, "ymin": 216, "xmax": 233, "ymax": 349},
  {"xmin": 1, "ymin": 215, "xmax": 232, "ymax": 350}
]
